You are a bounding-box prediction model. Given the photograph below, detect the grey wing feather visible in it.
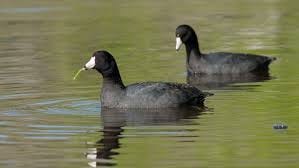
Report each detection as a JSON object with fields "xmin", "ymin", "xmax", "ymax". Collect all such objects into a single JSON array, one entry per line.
[
  {"xmin": 202, "ymin": 52, "xmax": 275, "ymax": 73},
  {"xmin": 124, "ymin": 82, "xmax": 206, "ymax": 107}
]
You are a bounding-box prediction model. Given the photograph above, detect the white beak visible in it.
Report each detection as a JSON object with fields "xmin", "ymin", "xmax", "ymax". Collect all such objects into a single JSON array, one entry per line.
[
  {"xmin": 84, "ymin": 56, "xmax": 96, "ymax": 70},
  {"xmin": 176, "ymin": 37, "xmax": 182, "ymax": 51}
]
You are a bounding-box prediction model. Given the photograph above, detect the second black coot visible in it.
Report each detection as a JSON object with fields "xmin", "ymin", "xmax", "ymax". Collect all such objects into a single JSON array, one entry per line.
[{"xmin": 175, "ymin": 24, "xmax": 276, "ymax": 75}]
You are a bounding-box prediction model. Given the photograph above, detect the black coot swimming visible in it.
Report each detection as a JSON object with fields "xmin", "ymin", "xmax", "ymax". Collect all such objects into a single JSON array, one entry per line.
[
  {"xmin": 175, "ymin": 25, "xmax": 276, "ymax": 75},
  {"xmin": 80, "ymin": 50, "xmax": 211, "ymax": 108}
]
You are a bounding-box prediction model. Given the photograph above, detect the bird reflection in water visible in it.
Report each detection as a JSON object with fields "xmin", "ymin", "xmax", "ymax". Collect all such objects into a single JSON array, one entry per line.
[
  {"xmin": 86, "ymin": 106, "xmax": 207, "ymax": 167},
  {"xmin": 187, "ymin": 72, "xmax": 273, "ymax": 90}
]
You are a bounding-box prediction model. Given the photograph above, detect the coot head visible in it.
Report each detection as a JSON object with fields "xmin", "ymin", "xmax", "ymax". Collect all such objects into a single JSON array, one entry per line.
[
  {"xmin": 175, "ymin": 25, "xmax": 198, "ymax": 51},
  {"xmin": 84, "ymin": 50, "xmax": 119, "ymax": 77}
]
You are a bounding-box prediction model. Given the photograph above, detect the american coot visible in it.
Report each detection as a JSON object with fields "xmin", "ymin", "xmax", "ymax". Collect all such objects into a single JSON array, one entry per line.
[
  {"xmin": 81, "ymin": 50, "xmax": 211, "ymax": 108},
  {"xmin": 175, "ymin": 25, "xmax": 276, "ymax": 75}
]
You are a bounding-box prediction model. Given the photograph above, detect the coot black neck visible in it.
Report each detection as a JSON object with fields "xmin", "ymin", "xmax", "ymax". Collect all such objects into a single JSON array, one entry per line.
[
  {"xmin": 97, "ymin": 67, "xmax": 125, "ymax": 90},
  {"xmin": 185, "ymin": 35, "xmax": 201, "ymax": 64}
]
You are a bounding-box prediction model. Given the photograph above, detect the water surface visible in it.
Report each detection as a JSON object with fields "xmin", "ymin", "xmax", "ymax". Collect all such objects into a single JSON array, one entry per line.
[{"xmin": 1, "ymin": 0, "xmax": 299, "ymax": 167}]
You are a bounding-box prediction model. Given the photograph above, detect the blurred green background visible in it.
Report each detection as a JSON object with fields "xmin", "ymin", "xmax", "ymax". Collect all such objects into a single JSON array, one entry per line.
[{"xmin": 0, "ymin": 0, "xmax": 298, "ymax": 167}]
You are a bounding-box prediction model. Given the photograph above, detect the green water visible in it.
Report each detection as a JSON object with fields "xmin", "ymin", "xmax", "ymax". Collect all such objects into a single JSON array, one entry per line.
[{"xmin": 0, "ymin": 0, "xmax": 299, "ymax": 167}]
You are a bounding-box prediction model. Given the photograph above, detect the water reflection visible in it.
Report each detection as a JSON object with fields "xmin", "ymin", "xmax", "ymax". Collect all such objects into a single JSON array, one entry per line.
[
  {"xmin": 86, "ymin": 126, "xmax": 120, "ymax": 167},
  {"xmin": 187, "ymin": 72, "xmax": 273, "ymax": 90},
  {"xmin": 86, "ymin": 107, "xmax": 206, "ymax": 167}
]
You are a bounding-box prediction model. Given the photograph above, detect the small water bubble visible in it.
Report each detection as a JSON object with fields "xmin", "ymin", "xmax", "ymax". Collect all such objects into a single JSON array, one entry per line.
[{"xmin": 273, "ymin": 123, "xmax": 288, "ymax": 130}]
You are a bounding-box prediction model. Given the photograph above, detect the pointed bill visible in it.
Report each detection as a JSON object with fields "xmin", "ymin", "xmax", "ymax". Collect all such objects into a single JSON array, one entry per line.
[
  {"xmin": 176, "ymin": 37, "xmax": 182, "ymax": 51},
  {"xmin": 84, "ymin": 56, "xmax": 95, "ymax": 70}
]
